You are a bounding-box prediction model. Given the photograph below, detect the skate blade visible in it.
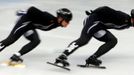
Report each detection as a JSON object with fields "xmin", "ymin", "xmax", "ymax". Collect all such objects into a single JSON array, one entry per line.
[
  {"xmin": 77, "ymin": 64, "xmax": 106, "ymax": 69},
  {"xmin": 1, "ymin": 60, "xmax": 26, "ymax": 68},
  {"xmin": 47, "ymin": 62, "xmax": 71, "ymax": 71}
]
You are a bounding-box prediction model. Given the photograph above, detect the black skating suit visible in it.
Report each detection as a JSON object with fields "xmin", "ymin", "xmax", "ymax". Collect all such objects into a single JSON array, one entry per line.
[
  {"xmin": 0, "ymin": 6, "xmax": 60, "ymax": 56},
  {"xmin": 63, "ymin": 6, "xmax": 132, "ymax": 59}
]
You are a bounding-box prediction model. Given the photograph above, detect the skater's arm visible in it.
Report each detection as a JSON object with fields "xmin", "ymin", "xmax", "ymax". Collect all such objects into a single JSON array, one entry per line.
[{"xmin": 34, "ymin": 23, "xmax": 59, "ymax": 31}]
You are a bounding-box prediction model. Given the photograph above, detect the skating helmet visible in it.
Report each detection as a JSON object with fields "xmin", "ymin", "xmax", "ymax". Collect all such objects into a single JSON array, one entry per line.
[
  {"xmin": 56, "ymin": 8, "xmax": 72, "ymax": 22},
  {"xmin": 131, "ymin": 9, "xmax": 134, "ymax": 18}
]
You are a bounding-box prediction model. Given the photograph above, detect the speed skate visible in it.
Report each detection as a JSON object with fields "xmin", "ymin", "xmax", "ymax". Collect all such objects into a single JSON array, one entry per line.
[{"xmin": 1, "ymin": 60, "xmax": 26, "ymax": 68}]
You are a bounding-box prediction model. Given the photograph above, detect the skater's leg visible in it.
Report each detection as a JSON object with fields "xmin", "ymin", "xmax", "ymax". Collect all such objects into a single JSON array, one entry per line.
[
  {"xmin": 19, "ymin": 30, "xmax": 40, "ymax": 56},
  {"xmin": 64, "ymin": 35, "xmax": 91, "ymax": 56},
  {"xmin": 86, "ymin": 30, "xmax": 117, "ymax": 65},
  {"xmin": 92, "ymin": 30, "xmax": 117, "ymax": 58},
  {"xmin": 0, "ymin": 15, "xmax": 33, "ymax": 52},
  {"xmin": 10, "ymin": 30, "xmax": 40, "ymax": 62}
]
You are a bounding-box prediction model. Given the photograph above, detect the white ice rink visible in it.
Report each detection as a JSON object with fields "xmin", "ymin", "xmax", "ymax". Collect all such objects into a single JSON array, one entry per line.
[{"xmin": 0, "ymin": 0, "xmax": 134, "ymax": 75}]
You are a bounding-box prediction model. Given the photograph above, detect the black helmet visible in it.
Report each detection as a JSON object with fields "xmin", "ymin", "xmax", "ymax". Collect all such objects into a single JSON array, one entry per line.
[
  {"xmin": 131, "ymin": 9, "xmax": 134, "ymax": 18},
  {"xmin": 56, "ymin": 8, "xmax": 72, "ymax": 22}
]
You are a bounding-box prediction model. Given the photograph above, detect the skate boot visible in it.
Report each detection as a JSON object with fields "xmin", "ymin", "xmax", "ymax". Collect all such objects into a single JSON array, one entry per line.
[
  {"xmin": 55, "ymin": 54, "xmax": 70, "ymax": 67},
  {"xmin": 10, "ymin": 54, "xmax": 23, "ymax": 64},
  {"xmin": 1, "ymin": 54, "xmax": 26, "ymax": 68},
  {"xmin": 85, "ymin": 56, "xmax": 102, "ymax": 66}
]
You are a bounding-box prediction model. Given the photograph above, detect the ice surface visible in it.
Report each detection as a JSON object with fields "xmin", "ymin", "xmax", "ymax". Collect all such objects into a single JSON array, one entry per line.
[{"xmin": 0, "ymin": 0, "xmax": 134, "ymax": 75}]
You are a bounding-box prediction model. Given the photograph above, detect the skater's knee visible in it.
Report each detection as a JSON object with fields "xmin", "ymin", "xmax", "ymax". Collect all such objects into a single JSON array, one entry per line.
[
  {"xmin": 108, "ymin": 37, "xmax": 118, "ymax": 47},
  {"xmin": 34, "ymin": 39, "xmax": 41, "ymax": 46},
  {"xmin": 111, "ymin": 38, "xmax": 117, "ymax": 46},
  {"xmin": 29, "ymin": 39, "xmax": 41, "ymax": 46}
]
